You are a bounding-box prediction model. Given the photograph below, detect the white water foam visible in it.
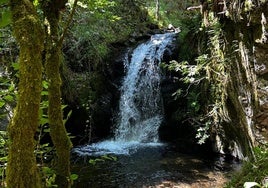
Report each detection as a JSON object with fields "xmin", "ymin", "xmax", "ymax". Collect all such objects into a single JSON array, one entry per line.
[{"xmin": 73, "ymin": 141, "xmax": 164, "ymax": 156}]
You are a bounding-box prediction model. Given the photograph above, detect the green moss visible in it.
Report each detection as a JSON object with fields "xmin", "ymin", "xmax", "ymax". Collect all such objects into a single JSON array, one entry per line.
[
  {"xmin": 7, "ymin": 1, "xmax": 44, "ymax": 187},
  {"xmin": 44, "ymin": 7, "xmax": 72, "ymax": 188}
]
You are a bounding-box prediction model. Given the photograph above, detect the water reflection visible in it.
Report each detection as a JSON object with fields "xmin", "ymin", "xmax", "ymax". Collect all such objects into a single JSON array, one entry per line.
[{"xmin": 71, "ymin": 144, "xmax": 240, "ymax": 188}]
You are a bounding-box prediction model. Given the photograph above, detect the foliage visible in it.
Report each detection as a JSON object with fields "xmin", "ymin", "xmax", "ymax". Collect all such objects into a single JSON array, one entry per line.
[
  {"xmin": 0, "ymin": 0, "xmax": 11, "ymax": 28},
  {"xmin": 0, "ymin": 72, "xmax": 16, "ymax": 126},
  {"xmin": 145, "ymin": 0, "xmax": 196, "ymax": 28},
  {"xmin": 0, "ymin": 131, "xmax": 8, "ymax": 187},
  {"xmin": 167, "ymin": 13, "xmax": 230, "ymax": 145},
  {"xmin": 37, "ymin": 80, "xmax": 74, "ymax": 186},
  {"xmin": 0, "ymin": 39, "xmax": 17, "ymax": 187},
  {"xmin": 41, "ymin": 167, "xmax": 57, "ymax": 188},
  {"xmin": 63, "ymin": 0, "xmax": 151, "ymax": 72},
  {"xmin": 41, "ymin": 165, "xmax": 77, "ymax": 188},
  {"xmin": 89, "ymin": 155, "xmax": 117, "ymax": 165},
  {"xmin": 0, "ymin": 76, "xmax": 74, "ymax": 187},
  {"xmin": 225, "ymin": 147, "xmax": 268, "ymax": 188}
]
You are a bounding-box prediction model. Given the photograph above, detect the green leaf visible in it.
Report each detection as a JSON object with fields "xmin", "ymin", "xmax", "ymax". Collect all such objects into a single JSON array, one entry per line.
[
  {"xmin": 41, "ymin": 143, "xmax": 49, "ymax": 147},
  {"xmin": 42, "ymin": 81, "xmax": 49, "ymax": 89},
  {"xmin": 101, "ymin": 155, "xmax": 117, "ymax": 161},
  {"xmin": 63, "ymin": 110, "xmax": 72, "ymax": 125},
  {"xmin": 0, "ymin": 101, "xmax": 5, "ymax": 108},
  {"xmin": 8, "ymin": 83, "xmax": 15, "ymax": 92},
  {"xmin": 110, "ymin": 156, "xmax": 117, "ymax": 161},
  {"xmin": 43, "ymin": 128, "xmax": 50, "ymax": 133},
  {"xmin": 41, "ymin": 91, "xmax": 48, "ymax": 96},
  {"xmin": 95, "ymin": 158, "xmax": 104, "ymax": 162},
  {"xmin": 0, "ymin": 131, "xmax": 7, "ymax": 135},
  {"xmin": 70, "ymin": 174, "xmax": 79, "ymax": 181},
  {"xmin": 0, "ymin": 9, "xmax": 11, "ymax": 28},
  {"xmin": 0, "ymin": 156, "xmax": 7, "ymax": 162},
  {"xmin": 33, "ymin": 0, "xmax": 39, "ymax": 7},
  {"xmin": 12, "ymin": 62, "xmax": 19, "ymax": 71},
  {"xmin": 61, "ymin": 104, "xmax": 68, "ymax": 110},
  {"xmin": 4, "ymin": 94, "xmax": 13, "ymax": 102},
  {"xmin": 40, "ymin": 117, "xmax": 49, "ymax": 126},
  {"xmin": 42, "ymin": 166, "xmax": 55, "ymax": 176},
  {"xmin": 89, "ymin": 159, "xmax": 96, "ymax": 165}
]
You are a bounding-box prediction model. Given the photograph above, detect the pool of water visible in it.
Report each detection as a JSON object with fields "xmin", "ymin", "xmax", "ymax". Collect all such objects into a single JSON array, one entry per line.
[{"xmin": 71, "ymin": 144, "xmax": 240, "ymax": 188}]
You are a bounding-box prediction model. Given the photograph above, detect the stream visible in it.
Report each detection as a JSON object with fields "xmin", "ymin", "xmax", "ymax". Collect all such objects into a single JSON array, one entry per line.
[{"xmin": 71, "ymin": 144, "xmax": 240, "ymax": 188}]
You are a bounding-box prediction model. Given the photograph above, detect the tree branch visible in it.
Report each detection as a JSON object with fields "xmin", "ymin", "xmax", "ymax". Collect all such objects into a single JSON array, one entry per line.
[
  {"xmin": 187, "ymin": 5, "xmax": 202, "ymax": 11},
  {"xmin": 57, "ymin": 0, "xmax": 78, "ymax": 47}
]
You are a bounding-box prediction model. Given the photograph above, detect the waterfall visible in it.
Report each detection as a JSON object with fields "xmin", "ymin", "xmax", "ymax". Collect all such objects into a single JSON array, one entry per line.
[
  {"xmin": 74, "ymin": 33, "xmax": 177, "ymax": 156},
  {"xmin": 115, "ymin": 33, "xmax": 176, "ymax": 142}
]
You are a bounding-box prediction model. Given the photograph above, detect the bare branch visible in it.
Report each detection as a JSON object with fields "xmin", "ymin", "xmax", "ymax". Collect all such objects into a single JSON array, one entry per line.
[{"xmin": 187, "ymin": 5, "xmax": 202, "ymax": 11}]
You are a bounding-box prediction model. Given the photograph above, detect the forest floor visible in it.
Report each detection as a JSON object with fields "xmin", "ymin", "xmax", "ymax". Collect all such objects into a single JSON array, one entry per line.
[{"xmin": 146, "ymin": 171, "xmax": 229, "ymax": 188}]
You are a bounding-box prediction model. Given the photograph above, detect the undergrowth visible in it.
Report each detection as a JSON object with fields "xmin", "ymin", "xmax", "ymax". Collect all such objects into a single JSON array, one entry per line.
[{"xmin": 225, "ymin": 147, "xmax": 268, "ymax": 188}]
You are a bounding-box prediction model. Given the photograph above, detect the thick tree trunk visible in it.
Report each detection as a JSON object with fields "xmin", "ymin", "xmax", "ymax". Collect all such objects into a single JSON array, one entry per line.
[
  {"xmin": 7, "ymin": 0, "xmax": 44, "ymax": 187},
  {"xmin": 44, "ymin": 8, "xmax": 72, "ymax": 188}
]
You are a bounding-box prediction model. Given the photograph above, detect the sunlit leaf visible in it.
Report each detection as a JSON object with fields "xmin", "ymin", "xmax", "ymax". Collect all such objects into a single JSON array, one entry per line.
[{"xmin": 33, "ymin": 0, "xmax": 39, "ymax": 7}]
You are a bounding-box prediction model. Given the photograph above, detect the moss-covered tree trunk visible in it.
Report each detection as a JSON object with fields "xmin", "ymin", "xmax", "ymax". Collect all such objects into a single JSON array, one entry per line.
[
  {"xmin": 6, "ymin": 0, "xmax": 44, "ymax": 187},
  {"xmin": 43, "ymin": 2, "xmax": 72, "ymax": 187}
]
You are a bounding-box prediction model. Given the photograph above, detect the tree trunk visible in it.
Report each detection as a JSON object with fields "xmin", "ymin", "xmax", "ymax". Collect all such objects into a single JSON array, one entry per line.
[
  {"xmin": 6, "ymin": 0, "xmax": 44, "ymax": 187},
  {"xmin": 44, "ymin": 6, "xmax": 72, "ymax": 188}
]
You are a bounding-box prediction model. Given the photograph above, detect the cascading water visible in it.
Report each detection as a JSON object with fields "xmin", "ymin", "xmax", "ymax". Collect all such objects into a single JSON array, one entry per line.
[
  {"xmin": 74, "ymin": 33, "xmax": 177, "ymax": 156},
  {"xmin": 115, "ymin": 33, "xmax": 175, "ymax": 142}
]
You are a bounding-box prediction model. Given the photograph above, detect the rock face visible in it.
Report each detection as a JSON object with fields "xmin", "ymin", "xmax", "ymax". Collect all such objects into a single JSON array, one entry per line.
[
  {"xmin": 255, "ymin": 39, "xmax": 268, "ymax": 142},
  {"xmin": 63, "ymin": 47, "xmax": 126, "ymax": 145},
  {"xmin": 253, "ymin": 7, "xmax": 268, "ymax": 138},
  {"xmin": 159, "ymin": 0, "xmax": 268, "ymax": 159},
  {"xmin": 207, "ymin": 0, "xmax": 268, "ymax": 158},
  {"xmin": 246, "ymin": 2, "xmax": 268, "ymax": 144}
]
